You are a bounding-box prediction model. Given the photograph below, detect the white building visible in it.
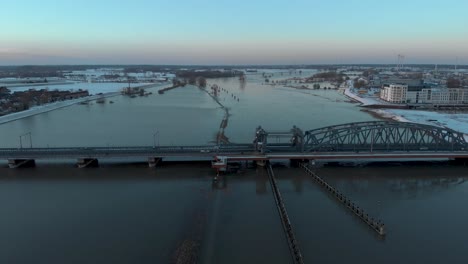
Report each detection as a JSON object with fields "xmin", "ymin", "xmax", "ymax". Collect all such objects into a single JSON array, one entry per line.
[
  {"xmin": 406, "ymin": 88, "xmax": 468, "ymax": 105},
  {"xmin": 381, "ymin": 83, "xmax": 468, "ymax": 105},
  {"xmin": 380, "ymin": 84, "xmax": 408, "ymax": 103}
]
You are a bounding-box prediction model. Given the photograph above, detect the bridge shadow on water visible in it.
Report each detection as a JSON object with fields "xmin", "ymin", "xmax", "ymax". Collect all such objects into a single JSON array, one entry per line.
[{"xmin": 1, "ymin": 160, "xmax": 468, "ymax": 264}]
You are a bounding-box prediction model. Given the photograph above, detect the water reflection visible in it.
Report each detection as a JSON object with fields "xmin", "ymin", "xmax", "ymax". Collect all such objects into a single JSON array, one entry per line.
[
  {"xmin": 239, "ymin": 75, "xmax": 246, "ymax": 91},
  {"xmin": 255, "ymin": 169, "xmax": 268, "ymax": 194},
  {"xmin": 212, "ymin": 176, "xmax": 228, "ymax": 190},
  {"xmin": 319, "ymin": 165, "xmax": 468, "ymax": 200}
]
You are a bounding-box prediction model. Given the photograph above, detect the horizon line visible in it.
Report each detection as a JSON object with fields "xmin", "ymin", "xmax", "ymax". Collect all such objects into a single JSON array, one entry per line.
[{"xmin": 0, "ymin": 63, "xmax": 466, "ymax": 67}]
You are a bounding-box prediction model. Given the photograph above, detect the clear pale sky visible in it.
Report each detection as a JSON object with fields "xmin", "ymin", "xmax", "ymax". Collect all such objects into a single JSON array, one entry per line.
[{"xmin": 1, "ymin": 0, "xmax": 467, "ymax": 65}]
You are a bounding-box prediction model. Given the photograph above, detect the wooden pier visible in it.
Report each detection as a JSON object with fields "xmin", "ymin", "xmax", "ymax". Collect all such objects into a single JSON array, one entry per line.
[
  {"xmin": 300, "ymin": 163, "xmax": 386, "ymax": 236},
  {"xmin": 266, "ymin": 162, "xmax": 304, "ymax": 264}
]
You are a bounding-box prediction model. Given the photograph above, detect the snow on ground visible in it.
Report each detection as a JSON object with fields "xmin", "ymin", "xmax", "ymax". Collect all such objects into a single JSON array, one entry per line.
[
  {"xmin": 372, "ymin": 109, "xmax": 468, "ymax": 134},
  {"xmin": 369, "ymin": 109, "xmax": 411, "ymax": 122},
  {"xmin": 342, "ymin": 81, "xmax": 468, "ymax": 138},
  {"xmin": 344, "ymin": 87, "xmax": 385, "ymax": 106},
  {"xmin": 8, "ymin": 82, "xmax": 148, "ymax": 95}
]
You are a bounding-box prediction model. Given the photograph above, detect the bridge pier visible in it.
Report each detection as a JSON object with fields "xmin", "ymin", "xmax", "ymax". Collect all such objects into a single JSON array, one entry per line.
[
  {"xmin": 290, "ymin": 159, "xmax": 309, "ymax": 168},
  {"xmin": 148, "ymin": 157, "xmax": 162, "ymax": 168},
  {"xmin": 77, "ymin": 158, "xmax": 99, "ymax": 168},
  {"xmin": 8, "ymin": 159, "xmax": 36, "ymax": 169}
]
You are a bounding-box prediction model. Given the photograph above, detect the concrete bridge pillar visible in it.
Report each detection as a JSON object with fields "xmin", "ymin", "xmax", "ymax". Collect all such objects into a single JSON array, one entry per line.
[
  {"xmin": 148, "ymin": 157, "xmax": 162, "ymax": 168},
  {"xmin": 77, "ymin": 158, "xmax": 99, "ymax": 168},
  {"xmin": 290, "ymin": 159, "xmax": 308, "ymax": 168},
  {"xmin": 256, "ymin": 160, "xmax": 267, "ymax": 167},
  {"xmin": 8, "ymin": 159, "xmax": 36, "ymax": 169},
  {"xmin": 290, "ymin": 159, "xmax": 300, "ymax": 167}
]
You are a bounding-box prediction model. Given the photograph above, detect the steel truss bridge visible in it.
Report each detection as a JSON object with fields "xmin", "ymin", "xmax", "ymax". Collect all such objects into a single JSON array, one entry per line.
[
  {"xmin": 253, "ymin": 121, "xmax": 467, "ymax": 153},
  {"xmin": 2, "ymin": 121, "xmax": 468, "ymax": 166}
]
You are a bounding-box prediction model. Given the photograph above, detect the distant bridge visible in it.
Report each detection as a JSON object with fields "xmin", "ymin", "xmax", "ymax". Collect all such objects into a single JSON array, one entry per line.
[{"xmin": 2, "ymin": 121, "xmax": 468, "ymax": 168}]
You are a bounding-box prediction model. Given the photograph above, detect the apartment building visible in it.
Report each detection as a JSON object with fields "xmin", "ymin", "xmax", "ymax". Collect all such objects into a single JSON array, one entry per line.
[{"xmin": 380, "ymin": 84, "xmax": 407, "ymax": 103}]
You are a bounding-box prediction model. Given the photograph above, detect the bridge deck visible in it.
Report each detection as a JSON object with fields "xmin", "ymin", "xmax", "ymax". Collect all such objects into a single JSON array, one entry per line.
[
  {"xmin": 2, "ymin": 121, "xmax": 468, "ymax": 162},
  {"xmin": 2, "ymin": 145, "xmax": 468, "ymax": 162}
]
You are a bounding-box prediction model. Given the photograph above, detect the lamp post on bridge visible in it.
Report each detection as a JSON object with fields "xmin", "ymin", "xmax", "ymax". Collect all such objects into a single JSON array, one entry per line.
[
  {"xmin": 19, "ymin": 132, "xmax": 32, "ymax": 149},
  {"xmin": 153, "ymin": 130, "xmax": 159, "ymax": 149}
]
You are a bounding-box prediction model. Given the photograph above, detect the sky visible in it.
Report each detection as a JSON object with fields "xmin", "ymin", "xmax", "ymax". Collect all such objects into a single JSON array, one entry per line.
[{"xmin": 1, "ymin": 0, "xmax": 467, "ymax": 65}]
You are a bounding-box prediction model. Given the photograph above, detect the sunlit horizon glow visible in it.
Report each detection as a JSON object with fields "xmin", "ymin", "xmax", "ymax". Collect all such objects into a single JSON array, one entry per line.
[{"xmin": 1, "ymin": 0, "xmax": 468, "ymax": 65}]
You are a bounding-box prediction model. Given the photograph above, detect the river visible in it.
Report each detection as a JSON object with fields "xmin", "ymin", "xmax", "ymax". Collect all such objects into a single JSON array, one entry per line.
[{"xmin": 0, "ymin": 70, "xmax": 467, "ymax": 263}]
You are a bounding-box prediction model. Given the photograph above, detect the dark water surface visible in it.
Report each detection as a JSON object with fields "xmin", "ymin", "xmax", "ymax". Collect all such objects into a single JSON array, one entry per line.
[
  {"xmin": 0, "ymin": 163, "xmax": 467, "ymax": 264},
  {"xmin": 274, "ymin": 164, "xmax": 468, "ymax": 264}
]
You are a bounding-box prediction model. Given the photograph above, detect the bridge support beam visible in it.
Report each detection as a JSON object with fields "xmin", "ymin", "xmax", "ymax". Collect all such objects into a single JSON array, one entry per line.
[
  {"xmin": 77, "ymin": 158, "xmax": 99, "ymax": 168},
  {"xmin": 8, "ymin": 159, "xmax": 36, "ymax": 169},
  {"xmin": 148, "ymin": 157, "xmax": 162, "ymax": 168},
  {"xmin": 290, "ymin": 159, "xmax": 308, "ymax": 168}
]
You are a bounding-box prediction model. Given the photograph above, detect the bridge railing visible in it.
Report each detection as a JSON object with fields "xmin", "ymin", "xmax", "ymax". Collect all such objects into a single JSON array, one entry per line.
[{"xmin": 0, "ymin": 144, "xmax": 257, "ymax": 159}]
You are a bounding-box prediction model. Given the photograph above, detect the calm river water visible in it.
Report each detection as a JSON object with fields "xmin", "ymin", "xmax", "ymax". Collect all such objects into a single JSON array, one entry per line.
[{"xmin": 0, "ymin": 70, "xmax": 467, "ymax": 263}]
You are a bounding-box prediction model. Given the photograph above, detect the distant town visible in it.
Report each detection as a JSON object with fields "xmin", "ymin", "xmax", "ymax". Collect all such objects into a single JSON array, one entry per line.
[{"xmin": 0, "ymin": 87, "xmax": 89, "ymax": 114}]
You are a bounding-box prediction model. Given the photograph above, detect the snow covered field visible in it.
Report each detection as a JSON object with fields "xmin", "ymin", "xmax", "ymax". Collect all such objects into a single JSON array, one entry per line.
[
  {"xmin": 66, "ymin": 68, "xmax": 175, "ymax": 78},
  {"xmin": 342, "ymin": 85, "xmax": 468, "ymax": 136},
  {"xmin": 370, "ymin": 109, "xmax": 468, "ymax": 134},
  {"xmin": 7, "ymin": 82, "xmax": 148, "ymax": 95}
]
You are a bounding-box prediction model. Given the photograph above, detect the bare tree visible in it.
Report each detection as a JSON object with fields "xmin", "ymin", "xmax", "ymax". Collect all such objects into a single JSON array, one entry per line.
[{"xmin": 197, "ymin": 77, "xmax": 207, "ymax": 88}]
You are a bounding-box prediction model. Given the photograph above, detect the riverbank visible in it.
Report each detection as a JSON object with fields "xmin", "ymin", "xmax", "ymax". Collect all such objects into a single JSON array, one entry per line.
[
  {"xmin": 365, "ymin": 108, "xmax": 468, "ymax": 141},
  {"xmin": 7, "ymin": 81, "xmax": 163, "ymax": 94},
  {"xmin": 362, "ymin": 109, "xmax": 411, "ymax": 122},
  {"xmin": 343, "ymin": 87, "xmax": 468, "ymax": 136},
  {"xmin": 158, "ymin": 83, "xmax": 184, "ymax": 94},
  {"xmin": 0, "ymin": 83, "xmax": 165, "ymax": 125},
  {"xmin": 0, "ymin": 92, "xmax": 119, "ymax": 125},
  {"xmin": 367, "ymin": 108, "xmax": 468, "ymax": 134},
  {"xmin": 344, "ymin": 87, "xmax": 383, "ymax": 106}
]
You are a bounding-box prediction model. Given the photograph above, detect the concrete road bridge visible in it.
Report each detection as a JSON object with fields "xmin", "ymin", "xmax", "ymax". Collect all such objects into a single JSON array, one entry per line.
[
  {"xmin": 2, "ymin": 121, "xmax": 468, "ymax": 168},
  {"xmin": 3, "ymin": 121, "xmax": 468, "ymax": 262}
]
